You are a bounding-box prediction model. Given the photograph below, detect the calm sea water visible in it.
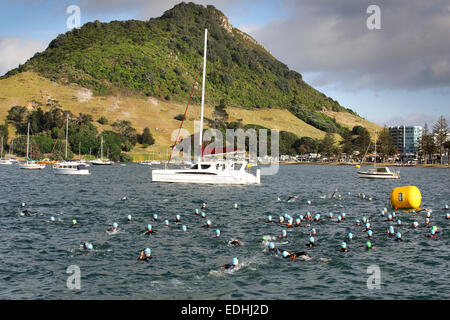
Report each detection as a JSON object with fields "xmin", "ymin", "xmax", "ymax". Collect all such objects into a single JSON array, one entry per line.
[{"xmin": 0, "ymin": 164, "xmax": 448, "ymax": 299}]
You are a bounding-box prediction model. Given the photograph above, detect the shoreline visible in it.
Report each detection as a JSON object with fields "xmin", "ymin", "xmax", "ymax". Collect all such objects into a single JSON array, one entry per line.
[{"xmin": 280, "ymin": 161, "xmax": 450, "ymax": 168}]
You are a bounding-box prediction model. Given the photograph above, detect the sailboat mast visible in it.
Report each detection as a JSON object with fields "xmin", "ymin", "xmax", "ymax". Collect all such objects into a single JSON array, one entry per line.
[
  {"xmin": 65, "ymin": 114, "xmax": 69, "ymax": 160},
  {"xmin": 374, "ymin": 130, "xmax": 377, "ymax": 168},
  {"xmin": 26, "ymin": 121, "xmax": 30, "ymax": 160},
  {"xmin": 1, "ymin": 136, "xmax": 3, "ymax": 158},
  {"xmin": 100, "ymin": 136, "xmax": 103, "ymax": 160},
  {"xmin": 198, "ymin": 28, "xmax": 208, "ymax": 163}
]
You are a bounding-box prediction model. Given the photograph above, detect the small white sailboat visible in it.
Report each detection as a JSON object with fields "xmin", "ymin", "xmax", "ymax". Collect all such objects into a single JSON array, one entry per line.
[
  {"xmin": 53, "ymin": 115, "xmax": 90, "ymax": 175},
  {"xmin": 152, "ymin": 29, "xmax": 260, "ymax": 185},
  {"xmin": 358, "ymin": 131, "xmax": 399, "ymax": 179},
  {"xmin": 19, "ymin": 122, "xmax": 46, "ymax": 170},
  {"xmin": 91, "ymin": 136, "xmax": 114, "ymax": 165}
]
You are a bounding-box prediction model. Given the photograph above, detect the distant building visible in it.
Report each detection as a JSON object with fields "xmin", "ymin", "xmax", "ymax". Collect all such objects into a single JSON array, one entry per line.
[{"xmin": 388, "ymin": 125, "xmax": 422, "ymax": 155}]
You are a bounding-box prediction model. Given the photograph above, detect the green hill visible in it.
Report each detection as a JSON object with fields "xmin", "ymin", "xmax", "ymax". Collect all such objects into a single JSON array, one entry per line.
[{"xmin": 2, "ymin": 2, "xmax": 360, "ymax": 135}]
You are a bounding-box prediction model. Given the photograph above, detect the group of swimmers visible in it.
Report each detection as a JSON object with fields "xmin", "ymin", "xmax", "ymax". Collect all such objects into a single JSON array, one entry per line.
[{"xmin": 20, "ymin": 195, "xmax": 448, "ymax": 271}]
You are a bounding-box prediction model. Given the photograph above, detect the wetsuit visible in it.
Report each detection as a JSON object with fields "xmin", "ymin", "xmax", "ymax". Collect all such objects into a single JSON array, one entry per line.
[
  {"xmin": 144, "ymin": 230, "xmax": 155, "ymax": 235},
  {"xmin": 220, "ymin": 264, "xmax": 234, "ymax": 270},
  {"xmin": 228, "ymin": 239, "xmax": 242, "ymax": 246},
  {"xmin": 305, "ymin": 242, "xmax": 315, "ymax": 248},
  {"xmin": 288, "ymin": 252, "xmax": 310, "ymax": 260},
  {"xmin": 139, "ymin": 253, "xmax": 152, "ymax": 261}
]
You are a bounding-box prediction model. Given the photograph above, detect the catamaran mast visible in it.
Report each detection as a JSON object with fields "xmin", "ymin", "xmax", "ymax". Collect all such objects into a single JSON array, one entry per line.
[{"xmin": 198, "ymin": 28, "xmax": 208, "ymax": 164}]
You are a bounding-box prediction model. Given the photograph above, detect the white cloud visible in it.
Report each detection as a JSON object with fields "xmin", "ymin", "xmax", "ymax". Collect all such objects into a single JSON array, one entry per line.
[{"xmin": 0, "ymin": 36, "xmax": 47, "ymax": 76}]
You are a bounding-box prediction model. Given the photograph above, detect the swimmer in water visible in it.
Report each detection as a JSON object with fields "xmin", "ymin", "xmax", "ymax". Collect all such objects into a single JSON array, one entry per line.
[
  {"xmin": 328, "ymin": 212, "xmax": 333, "ymax": 219},
  {"xmin": 411, "ymin": 221, "xmax": 419, "ymax": 229},
  {"xmin": 50, "ymin": 216, "xmax": 56, "ymax": 222},
  {"xmin": 355, "ymin": 219, "xmax": 361, "ymax": 227},
  {"xmin": 363, "ymin": 223, "xmax": 371, "ymax": 232},
  {"xmin": 424, "ymin": 218, "xmax": 430, "ymax": 227},
  {"xmin": 228, "ymin": 239, "xmax": 243, "ymax": 247},
  {"xmin": 428, "ymin": 229, "xmax": 438, "ymax": 239},
  {"xmin": 365, "ymin": 241, "xmax": 373, "ymax": 251},
  {"xmin": 201, "ymin": 203, "xmax": 206, "ymax": 210},
  {"xmin": 127, "ymin": 215, "xmax": 132, "ymax": 222},
  {"xmin": 164, "ymin": 219, "xmax": 169, "ymax": 226},
  {"xmin": 444, "ymin": 204, "xmax": 449, "ymax": 210},
  {"xmin": 153, "ymin": 214, "xmax": 158, "ymax": 221},
  {"xmin": 310, "ymin": 228, "xmax": 317, "ymax": 236},
  {"xmin": 138, "ymin": 248, "xmax": 152, "ymax": 261},
  {"xmin": 305, "ymin": 212, "xmax": 312, "ymax": 220},
  {"xmin": 395, "ymin": 232, "xmax": 403, "ymax": 242},
  {"xmin": 387, "ymin": 226, "xmax": 395, "ymax": 236},
  {"xmin": 397, "ymin": 220, "xmax": 402, "ymax": 226},
  {"xmin": 340, "ymin": 242, "xmax": 348, "ymax": 252},
  {"xmin": 220, "ymin": 258, "xmax": 238, "ymax": 271},
  {"xmin": 282, "ymin": 250, "xmax": 311, "ymax": 260},
  {"xmin": 203, "ymin": 220, "xmax": 212, "ymax": 228},
  {"xmin": 279, "ymin": 229, "xmax": 287, "ymax": 239},
  {"xmin": 313, "ymin": 214, "xmax": 321, "ymax": 222},
  {"xmin": 294, "ymin": 218, "xmax": 301, "ymax": 227},
  {"xmin": 72, "ymin": 219, "xmax": 78, "ymax": 227},
  {"xmin": 266, "ymin": 215, "xmax": 273, "ymax": 223},
  {"xmin": 431, "ymin": 226, "xmax": 439, "ymax": 234},
  {"xmin": 287, "ymin": 195, "xmax": 298, "ymax": 203},
  {"xmin": 279, "ymin": 216, "xmax": 285, "ymax": 224},
  {"xmin": 215, "ymin": 229, "xmax": 220, "ymax": 237},
  {"xmin": 446, "ymin": 213, "xmax": 450, "ymax": 220},
  {"xmin": 367, "ymin": 230, "xmax": 373, "ymax": 238},
  {"xmin": 287, "ymin": 219, "xmax": 293, "ymax": 228},
  {"xmin": 306, "ymin": 236, "xmax": 315, "ymax": 248},
  {"xmin": 341, "ymin": 213, "xmax": 346, "ymax": 220},
  {"xmin": 234, "ymin": 203, "xmax": 239, "ymax": 209},
  {"xmin": 121, "ymin": 196, "xmax": 128, "ymax": 201},
  {"xmin": 174, "ymin": 215, "xmax": 181, "ymax": 223},
  {"xmin": 347, "ymin": 232, "xmax": 353, "ymax": 241},
  {"xmin": 336, "ymin": 216, "xmax": 343, "ymax": 223},
  {"xmin": 144, "ymin": 224, "xmax": 155, "ymax": 235},
  {"xmin": 386, "ymin": 214, "xmax": 393, "ymax": 222},
  {"xmin": 194, "ymin": 209, "xmax": 199, "ymax": 215},
  {"xmin": 108, "ymin": 222, "xmax": 119, "ymax": 233},
  {"xmin": 83, "ymin": 242, "xmax": 93, "ymax": 251},
  {"xmin": 182, "ymin": 225, "xmax": 187, "ymax": 232},
  {"xmin": 201, "ymin": 212, "xmax": 206, "ymax": 218}
]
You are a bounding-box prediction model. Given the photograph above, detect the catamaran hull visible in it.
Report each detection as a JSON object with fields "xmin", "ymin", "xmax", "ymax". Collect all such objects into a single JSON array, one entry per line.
[{"xmin": 152, "ymin": 170, "xmax": 260, "ymax": 185}]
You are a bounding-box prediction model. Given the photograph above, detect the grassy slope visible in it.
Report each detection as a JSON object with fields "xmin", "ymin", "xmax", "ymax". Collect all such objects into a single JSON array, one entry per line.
[
  {"xmin": 322, "ymin": 110, "xmax": 382, "ymax": 141},
  {"xmin": 0, "ymin": 71, "xmax": 335, "ymax": 160}
]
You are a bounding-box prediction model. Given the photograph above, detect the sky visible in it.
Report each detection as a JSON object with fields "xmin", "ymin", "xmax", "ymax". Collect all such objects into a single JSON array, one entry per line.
[{"xmin": 0, "ymin": 0, "xmax": 449, "ymax": 127}]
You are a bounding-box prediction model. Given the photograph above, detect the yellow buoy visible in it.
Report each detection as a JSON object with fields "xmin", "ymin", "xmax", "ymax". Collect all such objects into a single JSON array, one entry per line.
[
  {"xmin": 355, "ymin": 164, "xmax": 361, "ymax": 169},
  {"xmin": 390, "ymin": 186, "xmax": 421, "ymax": 210}
]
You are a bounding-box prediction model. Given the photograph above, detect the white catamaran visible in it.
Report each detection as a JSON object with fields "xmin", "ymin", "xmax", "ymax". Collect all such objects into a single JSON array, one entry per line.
[
  {"xmin": 19, "ymin": 121, "xmax": 46, "ymax": 170},
  {"xmin": 53, "ymin": 115, "xmax": 90, "ymax": 175},
  {"xmin": 152, "ymin": 29, "xmax": 260, "ymax": 185}
]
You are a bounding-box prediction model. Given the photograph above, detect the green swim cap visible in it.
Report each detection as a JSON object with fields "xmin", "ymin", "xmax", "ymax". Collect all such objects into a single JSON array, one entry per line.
[
  {"xmin": 262, "ymin": 235, "xmax": 267, "ymax": 241},
  {"xmin": 366, "ymin": 241, "xmax": 372, "ymax": 248},
  {"xmin": 72, "ymin": 219, "xmax": 77, "ymax": 224}
]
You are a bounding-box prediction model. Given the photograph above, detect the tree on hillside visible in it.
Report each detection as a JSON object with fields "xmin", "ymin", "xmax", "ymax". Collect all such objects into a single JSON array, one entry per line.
[
  {"xmin": 339, "ymin": 129, "xmax": 354, "ymax": 158},
  {"xmin": 352, "ymin": 126, "xmax": 371, "ymax": 158},
  {"xmin": 293, "ymin": 137, "xmax": 320, "ymax": 154},
  {"xmin": 433, "ymin": 116, "xmax": 449, "ymax": 164},
  {"xmin": 319, "ymin": 132, "xmax": 336, "ymax": 158},
  {"xmin": 139, "ymin": 127, "xmax": 155, "ymax": 146},
  {"xmin": 0, "ymin": 120, "xmax": 9, "ymax": 151}
]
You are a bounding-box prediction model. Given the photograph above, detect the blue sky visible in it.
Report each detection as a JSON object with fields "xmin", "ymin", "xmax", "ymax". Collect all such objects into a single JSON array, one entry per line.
[{"xmin": 1, "ymin": 0, "xmax": 448, "ymax": 127}]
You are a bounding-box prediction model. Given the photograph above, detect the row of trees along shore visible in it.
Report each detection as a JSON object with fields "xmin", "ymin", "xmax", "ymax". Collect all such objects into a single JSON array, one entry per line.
[
  {"xmin": 0, "ymin": 102, "xmax": 155, "ymax": 162},
  {"xmin": 419, "ymin": 116, "xmax": 450, "ymax": 164}
]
